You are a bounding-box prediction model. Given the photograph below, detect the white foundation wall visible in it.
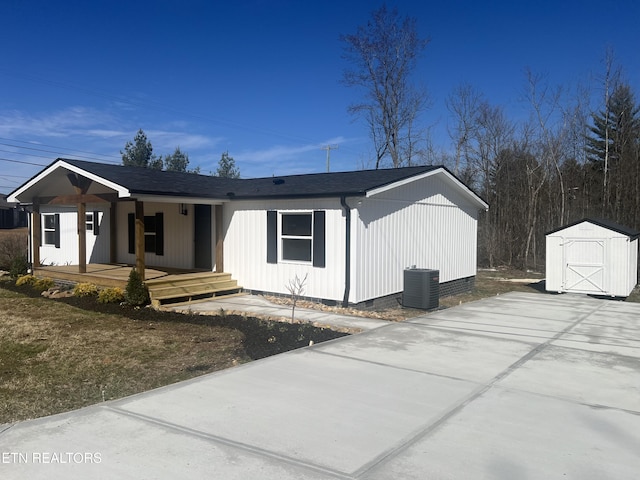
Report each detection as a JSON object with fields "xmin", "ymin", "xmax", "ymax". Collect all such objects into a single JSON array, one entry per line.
[
  {"xmin": 38, "ymin": 205, "xmax": 110, "ymax": 266},
  {"xmin": 352, "ymin": 174, "xmax": 480, "ymax": 303},
  {"xmin": 116, "ymin": 202, "xmax": 196, "ymax": 269},
  {"xmin": 223, "ymin": 199, "xmax": 347, "ymax": 301}
]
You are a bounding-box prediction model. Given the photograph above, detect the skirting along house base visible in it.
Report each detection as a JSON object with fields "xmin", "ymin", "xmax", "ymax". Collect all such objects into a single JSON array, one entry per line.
[{"xmin": 9, "ymin": 159, "xmax": 488, "ymax": 308}]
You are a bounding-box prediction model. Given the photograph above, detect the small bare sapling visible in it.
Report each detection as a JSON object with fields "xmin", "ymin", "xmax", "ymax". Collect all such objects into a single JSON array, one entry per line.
[{"xmin": 286, "ymin": 273, "xmax": 308, "ymax": 321}]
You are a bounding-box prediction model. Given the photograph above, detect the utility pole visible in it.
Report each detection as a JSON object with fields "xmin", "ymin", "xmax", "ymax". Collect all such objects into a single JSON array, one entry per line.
[{"xmin": 321, "ymin": 144, "xmax": 339, "ymax": 172}]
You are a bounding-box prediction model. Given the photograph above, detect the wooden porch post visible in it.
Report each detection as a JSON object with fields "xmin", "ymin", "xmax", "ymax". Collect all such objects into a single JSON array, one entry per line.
[
  {"xmin": 109, "ymin": 202, "xmax": 117, "ymax": 264},
  {"xmin": 215, "ymin": 204, "xmax": 224, "ymax": 273},
  {"xmin": 66, "ymin": 173, "xmax": 92, "ymax": 274},
  {"xmin": 77, "ymin": 202, "xmax": 87, "ymax": 273},
  {"xmin": 135, "ymin": 200, "xmax": 145, "ymax": 280},
  {"xmin": 32, "ymin": 201, "xmax": 41, "ymax": 269}
]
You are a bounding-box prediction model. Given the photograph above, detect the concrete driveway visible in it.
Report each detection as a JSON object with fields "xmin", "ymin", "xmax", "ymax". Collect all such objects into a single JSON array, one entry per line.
[{"xmin": 1, "ymin": 291, "xmax": 639, "ymax": 479}]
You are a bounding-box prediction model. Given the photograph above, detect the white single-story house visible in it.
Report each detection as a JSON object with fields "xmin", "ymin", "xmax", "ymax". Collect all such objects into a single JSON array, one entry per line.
[
  {"xmin": 546, "ymin": 218, "xmax": 639, "ymax": 297},
  {"xmin": 8, "ymin": 159, "xmax": 488, "ymax": 307}
]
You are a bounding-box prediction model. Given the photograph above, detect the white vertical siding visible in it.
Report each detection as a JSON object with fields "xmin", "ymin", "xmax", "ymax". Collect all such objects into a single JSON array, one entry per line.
[
  {"xmin": 545, "ymin": 236, "xmax": 563, "ymax": 292},
  {"xmin": 630, "ymin": 239, "xmax": 638, "ymax": 291},
  {"xmin": 38, "ymin": 205, "xmax": 110, "ymax": 266},
  {"xmin": 116, "ymin": 202, "xmax": 195, "ymax": 269},
  {"xmin": 352, "ymin": 174, "xmax": 480, "ymax": 303},
  {"xmin": 223, "ymin": 199, "xmax": 346, "ymax": 301}
]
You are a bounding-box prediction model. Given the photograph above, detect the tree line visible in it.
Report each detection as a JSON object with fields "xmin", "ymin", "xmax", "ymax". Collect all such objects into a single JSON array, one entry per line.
[
  {"xmin": 342, "ymin": 6, "xmax": 639, "ymax": 271},
  {"xmin": 121, "ymin": 129, "xmax": 240, "ymax": 178}
]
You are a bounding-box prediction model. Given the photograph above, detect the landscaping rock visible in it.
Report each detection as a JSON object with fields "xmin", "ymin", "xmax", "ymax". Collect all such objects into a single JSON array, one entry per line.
[{"xmin": 41, "ymin": 287, "xmax": 74, "ymax": 299}]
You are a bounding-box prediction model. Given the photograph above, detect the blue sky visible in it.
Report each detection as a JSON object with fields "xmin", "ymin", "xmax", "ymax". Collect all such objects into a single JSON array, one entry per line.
[{"xmin": 1, "ymin": 0, "xmax": 638, "ymax": 194}]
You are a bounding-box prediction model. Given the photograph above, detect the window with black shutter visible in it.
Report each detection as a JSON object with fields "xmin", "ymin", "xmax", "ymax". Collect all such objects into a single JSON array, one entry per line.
[{"xmin": 266, "ymin": 210, "xmax": 325, "ymax": 267}]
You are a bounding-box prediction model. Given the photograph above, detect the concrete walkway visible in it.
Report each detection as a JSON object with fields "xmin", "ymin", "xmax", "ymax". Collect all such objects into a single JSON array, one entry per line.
[
  {"xmin": 168, "ymin": 294, "xmax": 391, "ymax": 332},
  {"xmin": 1, "ymin": 292, "xmax": 639, "ymax": 479}
]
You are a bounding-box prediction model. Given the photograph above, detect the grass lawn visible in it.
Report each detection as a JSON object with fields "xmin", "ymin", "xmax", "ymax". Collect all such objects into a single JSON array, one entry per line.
[{"xmin": 0, "ymin": 280, "xmax": 347, "ymax": 424}]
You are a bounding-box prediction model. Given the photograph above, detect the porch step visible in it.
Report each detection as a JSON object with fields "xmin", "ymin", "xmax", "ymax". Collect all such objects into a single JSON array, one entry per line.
[
  {"xmin": 146, "ymin": 272, "xmax": 242, "ymax": 308},
  {"xmin": 157, "ymin": 291, "xmax": 248, "ymax": 310}
]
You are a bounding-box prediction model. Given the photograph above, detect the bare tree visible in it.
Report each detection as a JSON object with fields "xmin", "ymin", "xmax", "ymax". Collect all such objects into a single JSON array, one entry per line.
[
  {"xmin": 341, "ymin": 5, "xmax": 429, "ymax": 168},
  {"xmin": 471, "ymin": 102, "xmax": 514, "ymax": 267},
  {"xmin": 525, "ymin": 69, "xmax": 569, "ymax": 225},
  {"xmin": 446, "ymin": 83, "xmax": 483, "ymax": 175},
  {"xmin": 285, "ymin": 273, "xmax": 308, "ymax": 322}
]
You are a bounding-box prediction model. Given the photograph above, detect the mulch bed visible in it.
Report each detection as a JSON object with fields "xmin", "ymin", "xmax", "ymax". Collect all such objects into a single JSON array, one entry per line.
[{"xmin": 1, "ymin": 280, "xmax": 349, "ymax": 361}]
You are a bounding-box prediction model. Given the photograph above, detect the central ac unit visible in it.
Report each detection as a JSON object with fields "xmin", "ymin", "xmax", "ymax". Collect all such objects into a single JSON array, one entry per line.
[{"xmin": 403, "ymin": 268, "xmax": 439, "ymax": 309}]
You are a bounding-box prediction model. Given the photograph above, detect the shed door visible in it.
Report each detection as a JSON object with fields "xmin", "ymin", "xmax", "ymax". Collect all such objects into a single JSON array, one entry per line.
[{"xmin": 563, "ymin": 239, "xmax": 606, "ymax": 293}]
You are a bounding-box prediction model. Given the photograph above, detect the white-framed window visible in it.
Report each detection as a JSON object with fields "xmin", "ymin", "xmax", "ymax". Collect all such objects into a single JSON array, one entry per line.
[
  {"xmin": 85, "ymin": 212, "xmax": 93, "ymax": 232},
  {"xmin": 127, "ymin": 212, "xmax": 164, "ymax": 256},
  {"xmin": 281, "ymin": 213, "xmax": 313, "ymax": 262},
  {"xmin": 266, "ymin": 210, "xmax": 325, "ymax": 267},
  {"xmin": 42, "ymin": 213, "xmax": 60, "ymax": 248},
  {"xmin": 144, "ymin": 215, "xmax": 157, "ymax": 253}
]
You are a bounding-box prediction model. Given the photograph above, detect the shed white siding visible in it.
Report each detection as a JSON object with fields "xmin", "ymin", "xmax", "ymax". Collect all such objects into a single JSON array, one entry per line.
[
  {"xmin": 223, "ymin": 198, "xmax": 346, "ymax": 301},
  {"xmin": 352, "ymin": 173, "xmax": 479, "ymax": 303},
  {"xmin": 38, "ymin": 205, "xmax": 110, "ymax": 266},
  {"xmin": 546, "ymin": 221, "xmax": 638, "ymax": 296}
]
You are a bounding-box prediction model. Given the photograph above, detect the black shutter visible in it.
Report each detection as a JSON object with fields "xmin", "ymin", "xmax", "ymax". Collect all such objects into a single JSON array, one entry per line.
[
  {"xmin": 313, "ymin": 211, "xmax": 325, "ymax": 268},
  {"xmin": 54, "ymin": 214, "xmax": 60, "ymax": 249},
  {"xmin": 267, "ymin": 210, "xmax": 277, "ymax": 264},
  {"xmin": 155, "ymin": 212, "xmax": 164, "ymax": 256},
  {"xmin": 128, "ymin": 213, "xmax": 135, "ymax": 254},
  {"xmin": 93, "ymin": 211, "xmax": 100, "ymax": 236}
]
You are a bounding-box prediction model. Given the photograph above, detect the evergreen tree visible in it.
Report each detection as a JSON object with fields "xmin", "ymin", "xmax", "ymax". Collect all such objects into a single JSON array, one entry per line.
[
  {"xmin": 215, "ymin": 151, "xmax": 240, "ymax": 178},
  {"xmin": 163, "ymin": 147, "xmax": 190, "ymax": 172},
  {"xmin": 586, "ymin": 83, "xmax": 640, "ymax": 223},
  {"xmin": 121, "ymin": 129, "xmax": 161, "ymax": 168}
]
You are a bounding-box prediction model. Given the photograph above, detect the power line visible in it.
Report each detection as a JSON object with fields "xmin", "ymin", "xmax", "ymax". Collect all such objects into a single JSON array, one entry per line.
[
  {"xmin": 0, "ymin": 177, "xmax": 23, "ymax": 185},
  {"xmin": 0, "ymin": 137, "xmax": 120, "ymax": 161},
  {"xmin": 0, "ymin": 145, "xmax": 119, "ymax": 164},
  {"xmin": 0, "ymin": 157, "xmax": 48, "ymax": 167}
]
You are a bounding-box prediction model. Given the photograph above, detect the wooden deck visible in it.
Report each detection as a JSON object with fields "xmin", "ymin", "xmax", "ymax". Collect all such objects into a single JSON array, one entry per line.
[
  {"xmin": 33, "ymin": 264, "xmax": 243, "ymax": 307},
  {"xmin": 33, "ymin": 264, "xmax": 200, "ymax": 288}
]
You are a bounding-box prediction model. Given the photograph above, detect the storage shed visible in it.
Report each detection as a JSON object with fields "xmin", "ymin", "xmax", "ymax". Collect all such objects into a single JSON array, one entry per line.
[{"xmin": 545, "ymin": 218, "xmax": 639, "ymax": 297}]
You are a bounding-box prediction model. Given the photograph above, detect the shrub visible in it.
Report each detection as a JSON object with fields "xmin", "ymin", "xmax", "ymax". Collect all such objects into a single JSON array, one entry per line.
[
  {"xmin": 33, "ymin": 277, "xmax": 55, "ymax": 291},
  {"xmin": 0, "ymin": 232, "xmax": 28, "ymax": 273},
  {"xmin": 125, "ymin": 269, "xmax": 149, "ymax": 306},
  {"xmin": 98, "ymin": 287, "xmax": 125, "ymax": 304},
  {"xmin": 16, "ymin": 275, "xmax": 55, "ymax": 292},
  {"xmin": 9, "ymin": 255, "xmax": 28, "ymax": 279},
  {"xmin": 16, "ymin": 274, "xmax": 36, "ymax": 287},
  {"xmin": 73, "ymin": 282, "xmax": 99, "ymax": 297}
]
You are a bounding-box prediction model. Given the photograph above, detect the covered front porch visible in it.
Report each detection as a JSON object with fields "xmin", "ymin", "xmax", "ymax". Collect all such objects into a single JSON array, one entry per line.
[{"xmin": 34, "ymin": 263, "xmax": 243, "ymax": 307}]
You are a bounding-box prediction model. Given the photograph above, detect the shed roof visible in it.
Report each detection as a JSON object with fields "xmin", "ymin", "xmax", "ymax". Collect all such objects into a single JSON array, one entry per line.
[
  {"xmin": 9, "ymin": 158, "xmax": 487, "ymax": 208},
  {"xmin": 546, "ymin": 218, "xmax": 640, "ymax": 239}
]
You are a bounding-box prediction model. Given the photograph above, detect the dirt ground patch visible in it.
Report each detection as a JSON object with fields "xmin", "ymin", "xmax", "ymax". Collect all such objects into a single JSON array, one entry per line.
[{"xmin": 267, "ymin": 268, "xmax": 548, "ymax": 320}]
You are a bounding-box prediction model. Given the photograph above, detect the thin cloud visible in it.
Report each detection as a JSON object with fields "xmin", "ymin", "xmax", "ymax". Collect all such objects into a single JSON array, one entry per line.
[{"xmin": 0, "ymin": 106, "xmax": 119, "ymax": 139}]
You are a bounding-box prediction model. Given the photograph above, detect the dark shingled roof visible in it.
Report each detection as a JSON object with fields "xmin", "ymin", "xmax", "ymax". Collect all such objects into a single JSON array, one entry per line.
[
  {"xmin": 546, "ymin": 218, "xmax": 640, "ymax": 239},
  {"xmin": 61, "ymin": 159, "xmax": 443, "ymax": 199}
]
